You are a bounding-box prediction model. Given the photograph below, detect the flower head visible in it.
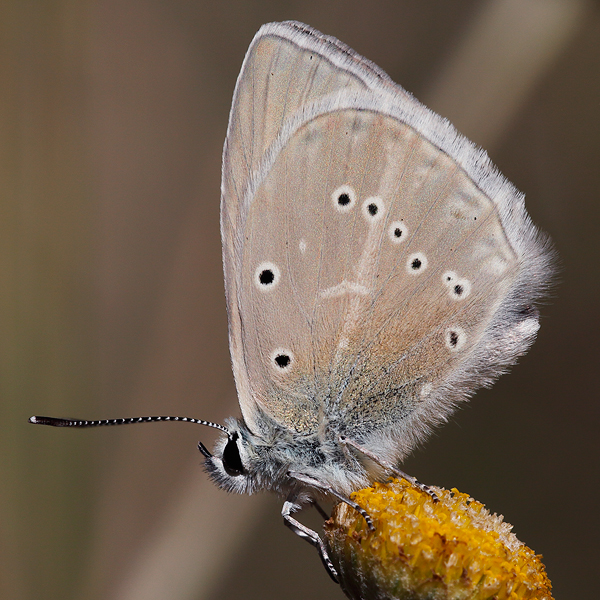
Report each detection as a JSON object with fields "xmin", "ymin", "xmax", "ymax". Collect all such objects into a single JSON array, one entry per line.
[{"xmin": 324, "ymin": 479, "xmax": 553, "ymax": 600}]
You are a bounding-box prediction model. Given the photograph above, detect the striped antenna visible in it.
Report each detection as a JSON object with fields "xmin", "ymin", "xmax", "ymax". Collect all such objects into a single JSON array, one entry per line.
[{"xmin": 28, "ymin": 415, "xmax": 230, "ymax": 434}]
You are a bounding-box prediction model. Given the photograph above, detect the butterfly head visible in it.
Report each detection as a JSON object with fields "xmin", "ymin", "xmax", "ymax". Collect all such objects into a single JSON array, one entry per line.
[{"xmin": 201, "ymin": 418, "xmax": 287, "ymax": 495}]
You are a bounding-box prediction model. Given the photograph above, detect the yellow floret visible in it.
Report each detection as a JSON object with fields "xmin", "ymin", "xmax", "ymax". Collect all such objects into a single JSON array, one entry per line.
[{"xmin": 324, "ymin": 479, "xmax": 553, "ymax": 600}]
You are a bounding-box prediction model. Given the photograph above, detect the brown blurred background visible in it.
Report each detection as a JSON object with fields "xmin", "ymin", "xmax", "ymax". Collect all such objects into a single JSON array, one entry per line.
[{"xmin": 1, "ymin": 1, "xmax": 598, "ymax": 599}]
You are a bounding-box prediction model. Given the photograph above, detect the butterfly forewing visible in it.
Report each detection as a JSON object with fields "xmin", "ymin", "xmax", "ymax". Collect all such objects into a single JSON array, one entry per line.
[
  {"xmin": 222, "ymin": 22, "xmax": 548, "ymax": 443},
  {"xmin": 222, "ymin": 24, "xmax": 385, "ymax": 432}
]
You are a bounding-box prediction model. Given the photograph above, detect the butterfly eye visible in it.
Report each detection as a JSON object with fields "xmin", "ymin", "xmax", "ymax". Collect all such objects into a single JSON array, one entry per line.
[{"xmin": 222, "ymin": 432, "xmax": 245, "ymax": 477}]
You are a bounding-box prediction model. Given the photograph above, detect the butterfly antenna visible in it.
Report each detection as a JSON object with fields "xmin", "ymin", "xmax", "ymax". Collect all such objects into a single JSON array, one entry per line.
[
  {"xmin": 29, "ymin": 415, "xmax": 229, "ymax": 458},
  {"xmin": 29, "ymin": 414, "xmax": 229, "ymax": 432},
  {"xmin": 28, "ymin": 416, "xmax": 229, "ymax": 457}
]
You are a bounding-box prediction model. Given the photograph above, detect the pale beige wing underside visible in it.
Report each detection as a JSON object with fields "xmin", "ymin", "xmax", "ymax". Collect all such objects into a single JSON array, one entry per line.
[
  {"xmin": 222, "ymin": 25, "xmax": 393, "ymax": 432},
  {"xmin": 221, "ymin": 23, "xmax": 544, "ymax": 437},
  {"xmin": 237, "ymin": 110, "xmax": 516, "ymax": 434}
]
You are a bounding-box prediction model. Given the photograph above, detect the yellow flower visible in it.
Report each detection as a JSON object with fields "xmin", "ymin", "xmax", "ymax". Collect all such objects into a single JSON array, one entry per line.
[{"xmin": 324, "ymin": 479, "xmax": 553, "ymax": 600}]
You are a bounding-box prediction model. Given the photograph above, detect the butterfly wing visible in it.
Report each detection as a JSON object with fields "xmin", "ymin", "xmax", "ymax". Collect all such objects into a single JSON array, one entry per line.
[
  {"xmin": 222, "ymin": 21, "xmax": 402, "ymax": 433},
  {"xmin": 221, "ymin": 22, "xmax": 552, "ymax": 448}
]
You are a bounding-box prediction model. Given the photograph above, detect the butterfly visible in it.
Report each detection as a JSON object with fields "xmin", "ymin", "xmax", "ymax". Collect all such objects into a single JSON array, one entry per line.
[{"xmin": 30, "ymin": 21, "xmax": 553, "ymax": 581}]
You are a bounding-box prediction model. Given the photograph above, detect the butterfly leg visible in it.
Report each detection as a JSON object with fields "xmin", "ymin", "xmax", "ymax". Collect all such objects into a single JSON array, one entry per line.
[
  {"xmin": 338, "ymin": 435, "xmax": 439, "ymax": 502},
  {"xmin": 288, "ymin": 471, "xmax": 375, "ymax": 531},
  {"xmin": 282, "ymin": 497, "xmax": 339, "ymax": 582}
]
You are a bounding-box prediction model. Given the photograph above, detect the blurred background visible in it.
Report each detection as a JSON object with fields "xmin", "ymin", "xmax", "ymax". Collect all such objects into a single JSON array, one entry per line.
[{"xmin": 1, "ymin": 0, "xmax": 598, "ymax": 599}]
